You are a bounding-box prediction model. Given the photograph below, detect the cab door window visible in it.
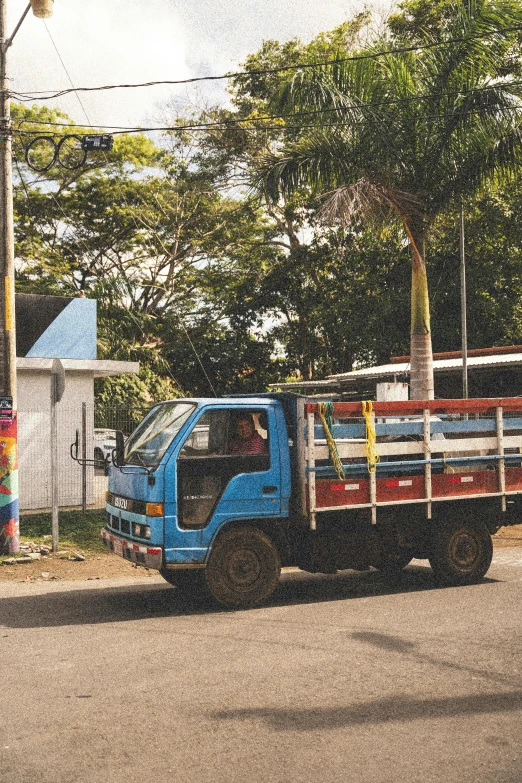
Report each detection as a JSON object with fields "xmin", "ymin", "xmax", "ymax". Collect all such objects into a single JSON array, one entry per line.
[{"xmin": 177, "ymin": 409, "xmax": 270, "ymax": 529}]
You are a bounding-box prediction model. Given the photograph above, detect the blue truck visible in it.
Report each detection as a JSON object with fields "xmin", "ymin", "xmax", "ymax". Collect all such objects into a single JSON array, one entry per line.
[{"xmin": 101, "ymin": 393, "xmax": 522, "ymax": 608}]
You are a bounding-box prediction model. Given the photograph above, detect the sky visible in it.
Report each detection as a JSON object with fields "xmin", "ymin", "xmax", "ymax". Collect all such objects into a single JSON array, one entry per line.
[{"xmin": 6, "ymin": 0, "xmax": 391, "ymax": 131}]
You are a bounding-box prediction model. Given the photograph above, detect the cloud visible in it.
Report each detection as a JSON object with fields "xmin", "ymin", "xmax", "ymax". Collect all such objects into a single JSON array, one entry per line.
[
  {"xmin": 7, "ymin": 0, "xmax": 378, "ymax": 129},
  {"xmin": 9, "ymin": 0, "xmax": 188, "ymax": 127}
]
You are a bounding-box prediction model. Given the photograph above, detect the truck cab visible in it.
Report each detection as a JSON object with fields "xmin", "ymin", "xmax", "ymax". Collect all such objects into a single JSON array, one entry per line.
[{"xmin": 103, "ymin": 397, "xmax": 292, "ymax": 603}]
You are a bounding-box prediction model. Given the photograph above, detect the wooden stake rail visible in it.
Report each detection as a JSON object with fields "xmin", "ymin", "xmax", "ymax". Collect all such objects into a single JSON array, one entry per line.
[{"xmin": 304, "ymin": 398, "xmax": 522, "ymax": 525}]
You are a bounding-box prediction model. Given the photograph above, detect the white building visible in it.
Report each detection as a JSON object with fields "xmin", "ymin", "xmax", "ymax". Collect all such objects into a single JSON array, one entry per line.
[
  {"xmin": 16, "ymin": 294, "xmax": 139, "ymax": 511},
  {"xmin": 18, "ymin": 357, "xmax": 139, "ymax": 512}
]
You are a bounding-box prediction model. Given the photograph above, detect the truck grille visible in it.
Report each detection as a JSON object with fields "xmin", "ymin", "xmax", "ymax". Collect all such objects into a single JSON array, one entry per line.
[{"xmin": 107, "ymin": 514, "xmax": 132, "ymax": 535}]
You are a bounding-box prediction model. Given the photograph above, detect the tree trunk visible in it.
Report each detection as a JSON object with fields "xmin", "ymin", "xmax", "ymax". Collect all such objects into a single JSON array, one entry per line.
[{"xmin": 406, "ymin": 224, "xmax": 434, "ymax": 400}]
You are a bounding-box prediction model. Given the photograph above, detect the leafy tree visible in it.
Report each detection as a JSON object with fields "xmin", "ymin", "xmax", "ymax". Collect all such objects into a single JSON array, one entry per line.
[
  {"xmin": 14, "ymin": 104, "xmax": 289, "ymax": 396},
  {"xmin": 428, "ymin": 180, "xmax": 522, "ymax": 350},
  {"xmin": 256, "ymin": 0, "xmax": 522, "ymax": 398}
]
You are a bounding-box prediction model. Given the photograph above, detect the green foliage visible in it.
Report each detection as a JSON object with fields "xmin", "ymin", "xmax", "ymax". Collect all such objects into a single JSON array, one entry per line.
[
  {"xmin": 18, "ymin": 510, "xmax": 106, "ymax": 555},
  {"xmin": 162, "ymin": 324, "xmax": 287, "ymax": 396},
  {"xmin": 230, "ymin": 17, "xmax": 371, "ymax": 112},
  {"xmin": 14, "ymin": 6, "xmax": 522, "ymax": 400},
  {"xmin": 252, "ymin": 0, "xmax": 522, "ymax": 394},
  {"xmin": 429, "ymin": 180, "xmax": 522, "ymax": 350},
  {"xmin": 95, "ymin": 365, "xmax": 180, "ymax": 409}
]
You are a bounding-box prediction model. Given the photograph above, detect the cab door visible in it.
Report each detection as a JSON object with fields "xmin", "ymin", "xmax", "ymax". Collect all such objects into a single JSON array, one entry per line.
[{"xmin": 163, "ymin": 406, "xmax": 281, "ymax": 564}]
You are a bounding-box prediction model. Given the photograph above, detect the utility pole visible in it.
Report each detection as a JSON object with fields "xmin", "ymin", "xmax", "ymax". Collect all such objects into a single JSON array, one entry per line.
[
  {"xmin": 0, "ymin": 0, "xmax": 53, "ymax": 554},
  {"xmin": 0, "ymin": 0, "xmax": 19, "ymax": 554}
]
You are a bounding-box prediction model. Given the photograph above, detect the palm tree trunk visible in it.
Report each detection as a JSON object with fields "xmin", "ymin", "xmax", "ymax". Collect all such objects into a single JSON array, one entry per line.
[{"xmin": 406, "ymin": 224, "xmax": 434, "ymax": 400}]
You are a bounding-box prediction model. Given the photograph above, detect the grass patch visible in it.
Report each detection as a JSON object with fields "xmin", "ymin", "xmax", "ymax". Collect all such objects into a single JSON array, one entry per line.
[{"xmin": 19, "ymin": 509, "xmax": 106, "ymax": 555}]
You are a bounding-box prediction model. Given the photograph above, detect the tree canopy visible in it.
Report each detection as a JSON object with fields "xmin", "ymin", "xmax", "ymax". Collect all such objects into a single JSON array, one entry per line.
[
  {"xmin": 13, "ymin": 0, "xmax": 522, "ymax": 403},
  {"xmin": 255, "ymin": 0, "xmax": 522, "ymax": 397}
]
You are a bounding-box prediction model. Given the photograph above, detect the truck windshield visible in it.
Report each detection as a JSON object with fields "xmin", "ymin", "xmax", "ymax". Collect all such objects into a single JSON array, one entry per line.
[{"xmin": 124, "ymin": 402, "xmax": 196, "ymax": 468}]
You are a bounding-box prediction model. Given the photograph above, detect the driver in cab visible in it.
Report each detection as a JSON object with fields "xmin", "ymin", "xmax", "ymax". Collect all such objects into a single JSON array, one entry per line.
[{"xmin": 229, "ymin": 414, "xmax": 267, "ymax": 455}]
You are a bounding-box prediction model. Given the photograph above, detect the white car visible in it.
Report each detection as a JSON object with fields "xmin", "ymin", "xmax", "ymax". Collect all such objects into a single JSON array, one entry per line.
[{"xmin": 94, "ymin": 428, "xmax": 118, "ymax": 465}]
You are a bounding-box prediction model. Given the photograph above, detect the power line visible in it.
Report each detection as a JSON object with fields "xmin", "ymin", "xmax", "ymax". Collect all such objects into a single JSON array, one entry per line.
[
  {"xmin": 9, "ymin": 23, "xmax": 522, "ymax": 103},
  {"xmin": 43, "ymin": 21, "xmax": 93, "ymax": 130},
  {"xmin": 12, "ymin": 80, "xmax": 522, "ymax": 138}
]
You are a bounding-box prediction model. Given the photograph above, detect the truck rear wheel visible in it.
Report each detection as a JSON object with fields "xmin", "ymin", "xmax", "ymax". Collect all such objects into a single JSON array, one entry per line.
[
  {"xmin": 205, "ymin": 526, "xmax": 281, "ymax": 609},
  {"xmin": 429, "ymin": 518, "xmax": 493, "ymax": 586}
]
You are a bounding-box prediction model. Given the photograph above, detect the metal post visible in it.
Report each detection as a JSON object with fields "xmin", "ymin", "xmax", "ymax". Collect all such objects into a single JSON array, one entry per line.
[
  {"xmin": 496, "ymin": 406, "xmax": 506, "ymax": 513},
  {"xmin": 50, "ymin": 371, "xmax": 59, "ymax": 552},
  {"xmin": 423, "ymin": 408, "xmax": 432, "ymax": 520},
  {"xmin": 50, "ymin": 358, "xmax": 64, "ymax": 551},
  {"xmin": 306, "ymin": 409, "xmax": 316, "ymax": 531},
  {"xmin": 460, "ymin": 201, "xmax": 468, "ymax": 399},
  {"xmin": 81, "ymin": 402, "xmax": 86, "ymax": 514},
  {"xmin": 0, "ymin": 0, "xmax": 19, "ymax": 553}
]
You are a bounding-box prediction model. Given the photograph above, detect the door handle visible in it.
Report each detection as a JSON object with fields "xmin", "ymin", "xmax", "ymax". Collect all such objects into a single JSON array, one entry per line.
[{"xmin": 262, "ymin": 485, "xmax": 277, "ymax": 494}]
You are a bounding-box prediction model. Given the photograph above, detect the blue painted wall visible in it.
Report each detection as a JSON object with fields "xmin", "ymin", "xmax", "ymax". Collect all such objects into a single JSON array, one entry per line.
[{"xmin": 17, "ymin": 295, "xmax": 97, "ymax": 360}]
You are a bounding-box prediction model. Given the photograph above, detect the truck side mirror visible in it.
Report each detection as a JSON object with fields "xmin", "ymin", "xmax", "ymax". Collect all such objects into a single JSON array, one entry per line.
[{"xmin": 113, "ymin": 430, "xmax": 125, "ymax": 467}]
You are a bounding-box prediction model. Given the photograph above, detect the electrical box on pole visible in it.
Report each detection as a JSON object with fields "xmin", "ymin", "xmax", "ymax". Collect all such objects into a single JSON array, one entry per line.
[
  {"xmin": 81, "ymin": 134, "xmax": 114, "ymax": 152},
  {"xmin": 30, "ymin": 0, "xmax": 54, "ymax": 18}
]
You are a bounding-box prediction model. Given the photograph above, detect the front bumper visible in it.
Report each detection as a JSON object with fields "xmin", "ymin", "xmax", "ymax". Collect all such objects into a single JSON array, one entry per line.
[{"xmin": 101, "ymin": 528, "xmax": 163, "ymax": 570}]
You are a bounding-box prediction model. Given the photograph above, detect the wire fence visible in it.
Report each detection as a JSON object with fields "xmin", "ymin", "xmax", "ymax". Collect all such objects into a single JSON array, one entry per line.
[{"xmin": 18, "ymin": 403, "xmax": 150, "ymax": 513}]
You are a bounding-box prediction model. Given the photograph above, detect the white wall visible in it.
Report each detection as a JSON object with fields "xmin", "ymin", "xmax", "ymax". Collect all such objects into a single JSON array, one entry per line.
[
  {"xmin": 18, "ymin": 370, "xmax": 95, "ymax": 511},
  {"xmin": 376, "ymin": 382, "xmax": 409, "ymax": 402}
]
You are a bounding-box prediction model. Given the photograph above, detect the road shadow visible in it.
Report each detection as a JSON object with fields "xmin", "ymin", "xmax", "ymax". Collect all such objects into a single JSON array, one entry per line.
[
  {"xmin": 211, "ymin": 690, "xmax": 522, "ymax": 731},
  {"xmin": 349, "ymin": 629, "xmax": 518, "ymax": 686},
  {"xmin": 0, "ymin": 563, "xmax": 498, "ymax": 629}
]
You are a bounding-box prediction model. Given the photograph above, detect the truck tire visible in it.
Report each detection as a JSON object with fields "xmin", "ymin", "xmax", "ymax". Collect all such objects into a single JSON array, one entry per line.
[
  {"xmin": 159, "ymin": 569, "xmax": 207, "ymax": 595},
  {"xmin": 205, "ymin": 526, "xmax": 281, "ymax": 609},
  {"xmin": 429, "ymin": 518, "xmax": 493, "ymax": 586}
]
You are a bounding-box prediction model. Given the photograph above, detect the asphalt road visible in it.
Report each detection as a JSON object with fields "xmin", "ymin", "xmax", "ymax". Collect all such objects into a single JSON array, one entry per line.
[{"xmin": 1, "ymin": 551, "xmax": 521, "ymax": 783}]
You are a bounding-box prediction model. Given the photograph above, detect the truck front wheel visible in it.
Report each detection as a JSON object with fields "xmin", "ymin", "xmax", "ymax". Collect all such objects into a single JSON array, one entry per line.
[
  {"xmin": 205, "ymin": 526, "xmax": 281, "ymax": 609},
  {"xmin": 429, "ymin": 518, "xmax": 493, "ymax": 586}
]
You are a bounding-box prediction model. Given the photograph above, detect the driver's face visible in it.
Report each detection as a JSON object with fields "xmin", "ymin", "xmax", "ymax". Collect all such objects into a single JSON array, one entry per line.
[{"xmin": 237, "ymin": 419, "xmax": 254, "ymax": 439}]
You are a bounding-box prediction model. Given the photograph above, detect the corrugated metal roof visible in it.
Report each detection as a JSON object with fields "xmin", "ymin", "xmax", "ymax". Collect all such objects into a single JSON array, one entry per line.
[
  {"xmin": 272, "ymin": 378, "xmax": 339, "ymax": 390},
  {"xmin": 330, "ymin": 352, "xmax": 522, "ymax": 382},
  {"xmin": 273, "ymin": 351, "xmax": 522, "ymax": 389}
]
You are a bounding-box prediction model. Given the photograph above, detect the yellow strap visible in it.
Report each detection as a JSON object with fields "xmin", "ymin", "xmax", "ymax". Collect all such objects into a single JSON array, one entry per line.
[
  {"xmin": 361, "ymin": 400, "xmax": 379, "ymax": 474},
  {"xmin": 318, "ymin": 402, "xmax": 346, "ymax": 480}
]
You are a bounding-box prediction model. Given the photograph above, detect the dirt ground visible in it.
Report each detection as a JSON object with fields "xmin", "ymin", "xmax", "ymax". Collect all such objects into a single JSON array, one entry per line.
[
  {"xmin": 0, "ymin": 550, "xmax": 150, "ymax": 583},
  {"xmin": 1, "ymin": 524, "xmax": 521, "ymax": 584}
]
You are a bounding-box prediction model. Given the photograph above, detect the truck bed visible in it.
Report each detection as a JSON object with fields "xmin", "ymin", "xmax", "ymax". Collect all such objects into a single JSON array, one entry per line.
[{"xmin": 300, "ymin": 398, "xmax": 522, "ymax": 525}]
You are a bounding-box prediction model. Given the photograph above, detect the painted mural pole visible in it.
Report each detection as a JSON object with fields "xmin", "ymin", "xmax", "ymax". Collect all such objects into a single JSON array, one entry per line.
[
  {"xmin": 0, "ymin": 0, "xmax": 54, "ymax": 554},
  {"xmin": 0, "ymin": 0, "xmax": 19, "ymax": 554}
]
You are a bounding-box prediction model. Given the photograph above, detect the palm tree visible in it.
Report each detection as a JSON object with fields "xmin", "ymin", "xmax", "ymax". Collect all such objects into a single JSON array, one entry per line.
[{"xmin": 257, "ymin": 1, "xmax": 522, "ymax": 398}]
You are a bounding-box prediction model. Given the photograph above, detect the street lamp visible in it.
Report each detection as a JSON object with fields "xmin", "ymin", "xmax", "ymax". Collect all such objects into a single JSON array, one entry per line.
[
  {"xmin": 0, "ymin": 0, "xmax": 54, "ymax": 554},
  {"xmin": 30, "ymin": 1, "xmax": 53, "ymax": 18}
]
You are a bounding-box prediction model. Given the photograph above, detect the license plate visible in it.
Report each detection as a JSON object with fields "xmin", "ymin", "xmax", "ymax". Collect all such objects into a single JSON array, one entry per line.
[{"xmin": 113, "ymin": 539, "xmax": 123, "ymax": 557}]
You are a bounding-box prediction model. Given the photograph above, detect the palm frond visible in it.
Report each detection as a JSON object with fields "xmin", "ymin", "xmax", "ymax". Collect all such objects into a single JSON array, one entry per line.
[{"xmin": 318, "ymin": 180, "xmax": 423, "ymax": 226}]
